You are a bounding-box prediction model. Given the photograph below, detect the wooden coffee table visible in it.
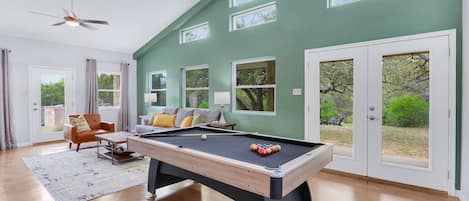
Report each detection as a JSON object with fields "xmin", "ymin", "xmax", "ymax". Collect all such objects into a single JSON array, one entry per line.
[{"xmin": 96, "ymin": 132, "xmax": 143, "ymax": 165}]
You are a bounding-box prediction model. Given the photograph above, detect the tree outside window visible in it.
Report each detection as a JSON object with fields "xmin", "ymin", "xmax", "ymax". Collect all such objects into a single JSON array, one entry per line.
[
  {"xmin": 234, "ymin": 59, "xmax": 276, "ymax": 113},
  {"xmin": 97, "ymin": 73, "xmax": 121, "ymax": 107},
  {"xmin": 150, "ymin": 71, "xmax": 167, "ymax": 107},
  {"xmin": 184, "ymin": 67, "xmax": 209, "ymax": 108}
]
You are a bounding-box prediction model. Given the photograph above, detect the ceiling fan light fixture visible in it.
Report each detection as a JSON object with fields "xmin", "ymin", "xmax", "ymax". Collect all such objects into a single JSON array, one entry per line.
[{"xmin": 65, "ymin": 19, "xmax": 79, "ymax": 27}]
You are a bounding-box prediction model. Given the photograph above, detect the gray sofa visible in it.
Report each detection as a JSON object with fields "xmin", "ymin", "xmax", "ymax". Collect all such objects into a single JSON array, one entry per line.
[{"xmin": 136, "ymin": 107, "xmax": 221, "ymax": 134}]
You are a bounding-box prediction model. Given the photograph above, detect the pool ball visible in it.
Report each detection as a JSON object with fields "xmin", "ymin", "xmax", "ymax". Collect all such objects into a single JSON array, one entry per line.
[
  {"xmin": 201, "ymin": 134, "xmax": 207, "ymax": 140},
  {"xmin": 250, "ymin": 144, "xmax": 258, "ymax": 151}
]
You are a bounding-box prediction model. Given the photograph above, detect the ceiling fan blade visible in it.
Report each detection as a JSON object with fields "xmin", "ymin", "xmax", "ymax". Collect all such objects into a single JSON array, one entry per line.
[
  {"xmin": 51, "ymin": 21, "xmax": 66, "ymax": 26},
  {"xmin": 28, "ymin": 11, "xmax": 63, "ymax": 19},
  {"xmin": 79, "ymin": 22, "xmax": 97, "ymax": 30},
  {"xmin": 80, "ymin": 19, "xmax": 109, "ymax": 25}
]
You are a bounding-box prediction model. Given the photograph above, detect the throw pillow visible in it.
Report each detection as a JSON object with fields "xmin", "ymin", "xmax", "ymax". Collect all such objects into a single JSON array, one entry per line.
[
  {"xmin": 70, "ymin": 115, "xmax": 91, "ymax": 133},
  {"xmin": 148, "ymin": 112, "xmax": 160, "ymax": 125},
  {"xmin": 180, "ymin": 116, "xmax": 193, "ymax": 128},
  {"xmin": 152, "ymin": 114, "xmax": 176, "ymax": 128},
  {"xmin": 175, "ymin": 108, "xmax": 194, "ymax": 128},
  {"xmin": 191, "ymin": 114, "xmax": 205, "ymax": 126}
]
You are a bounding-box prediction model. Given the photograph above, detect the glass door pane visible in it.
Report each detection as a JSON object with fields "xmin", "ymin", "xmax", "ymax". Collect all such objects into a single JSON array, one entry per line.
[
  {"xmin": 381, "ymin": 52, "xmax": 429, "ymax": 168},
  {"xmin": 40, "ymin": 74, "xmax": 65, "ymax": 133},
  {"xmin": 320, "ymin": 59, "xmax": 354, "ymax": 157}
]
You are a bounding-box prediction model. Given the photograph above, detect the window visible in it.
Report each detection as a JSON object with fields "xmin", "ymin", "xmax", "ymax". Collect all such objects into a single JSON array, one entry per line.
[
  {"xmin": 149, "ymin": 71, "xmax": 167, "ymax": 107},
  {"xmin": 97, "ymin": 73, "xmax": 121, "ymax": 107},
  {"xmin": 230, "ymin": 2, "xmax": 277, "ymax": 31},
  {"xmin": 230, "ymin": 0, "xmax": 256, "ymax": 7},
  {"xmin": 180, "ymin": 22, "xmax": 209, "ymax": 44},
  {"xmin": 233, "ymin": 57, "xmax": 276, "ymax": 114},
  {"xmin": 183, "ymin": 65, "xmax": 209, "ymax": 108},
  {"xmin": 328, "ymin": 0, "xmax": 359, "ymax": 7}
]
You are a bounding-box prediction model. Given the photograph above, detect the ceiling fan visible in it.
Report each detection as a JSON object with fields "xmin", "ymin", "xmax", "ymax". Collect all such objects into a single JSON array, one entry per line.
[{"xmin": 29, "ymin": 0, "xmax": 109, "ymax": 30}]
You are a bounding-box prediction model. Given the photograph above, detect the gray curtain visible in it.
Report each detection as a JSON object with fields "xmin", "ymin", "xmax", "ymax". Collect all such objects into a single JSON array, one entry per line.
[
  {"xmin": 85, "ymin": 59, "xmax": 98, "ymax": 114},
  {"xmin": 0, "ymin": 49, "xmax": 17, "ymax": 150},
  {"xmin": 118, "ymin": 63, "xmax": 129, "ymax": 131}
]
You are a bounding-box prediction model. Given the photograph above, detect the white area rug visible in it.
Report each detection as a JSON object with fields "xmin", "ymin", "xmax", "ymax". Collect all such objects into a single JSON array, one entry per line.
[{"xmin": 23, "ymin": 148, "xmax": 149, "ymax": 201}]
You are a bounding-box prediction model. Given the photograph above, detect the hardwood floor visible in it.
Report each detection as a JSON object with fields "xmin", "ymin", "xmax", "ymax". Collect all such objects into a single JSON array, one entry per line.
[{"xmin": 0, "ymin": 141, "xmax": 459, "ymax": 201}]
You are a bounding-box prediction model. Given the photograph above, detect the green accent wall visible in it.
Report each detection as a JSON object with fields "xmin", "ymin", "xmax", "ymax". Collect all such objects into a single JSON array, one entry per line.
[{"xmin": 135, "ymin": 0, "xmax": 462, "ymax": 188}]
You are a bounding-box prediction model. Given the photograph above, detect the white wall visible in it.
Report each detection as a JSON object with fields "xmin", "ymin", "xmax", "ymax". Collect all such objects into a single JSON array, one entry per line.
[
  {"xmin": 462, "ymin": 0, "xmax": 469, "ymax": 200},
  {"xmin": 0, "ymin": 35, "xmax": 137, "ymax": 146}
]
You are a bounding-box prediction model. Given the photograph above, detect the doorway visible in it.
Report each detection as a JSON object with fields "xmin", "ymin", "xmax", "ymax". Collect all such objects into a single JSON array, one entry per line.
[
  {"xmin": 305, "ymin": 31, "xmax": 455, "ymax": 191},
  {"xmin": 30, "ymin": 66, "xmax": 74, "ymax": 144}
]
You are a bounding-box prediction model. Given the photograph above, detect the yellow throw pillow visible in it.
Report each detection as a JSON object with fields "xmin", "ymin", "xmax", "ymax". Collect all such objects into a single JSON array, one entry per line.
[
  {"xmin": 181, "ymin": 116, "xmax": 193, "ymax": 128},
  {"xmin": 152, "ymin": 114, "xmax": 176, "ymax": 128},
  {"xmin": 70, "ymin": 115, "xmax": 91, "ymax": 133}
]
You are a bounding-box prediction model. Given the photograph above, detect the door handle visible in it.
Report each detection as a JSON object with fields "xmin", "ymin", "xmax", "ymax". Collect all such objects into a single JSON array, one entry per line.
[
  {"xmin": 369, "ymin": 115, "xmax": 376, "ymax": 120},
  {"xmin": 33, "ymin": 108, "xmax": 38, "ymax": 111}
]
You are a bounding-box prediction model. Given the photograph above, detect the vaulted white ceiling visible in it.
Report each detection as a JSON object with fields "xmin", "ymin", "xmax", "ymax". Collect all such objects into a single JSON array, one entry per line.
[{"xmin": 0, "ymin": 0, "xmax": 199, "ymax": 53}]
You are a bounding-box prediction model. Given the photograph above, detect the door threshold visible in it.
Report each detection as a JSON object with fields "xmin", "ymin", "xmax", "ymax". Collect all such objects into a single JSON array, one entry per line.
[{"xmin": 321, "ymin": 169, "xmax": 450, "ymax": 197}]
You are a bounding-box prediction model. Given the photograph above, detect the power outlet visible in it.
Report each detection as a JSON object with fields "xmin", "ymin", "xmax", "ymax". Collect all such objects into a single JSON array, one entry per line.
[{"xmin": 293, "ymin": 88, "xmax": 302, "ymax": 96}]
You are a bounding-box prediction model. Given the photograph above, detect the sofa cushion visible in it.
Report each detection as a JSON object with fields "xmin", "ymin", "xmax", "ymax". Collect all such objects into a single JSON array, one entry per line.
[
  {"xmin": 70, "ymin": 115, "xmax": 91, "ymax": 133},
  {"xmin": 152, "ymin": 114, "xmax": 176, "ymax": 128},
  {"xmin": 194, "ymin": 109, "xmax": 220, "ymax": 123},
  {"xmin": 77, "ymin": 129, "xmax": 110, "ymax": 141},
  {"xmin": 191, "ymin": 114, "xmax": 205, "ymax": 126},
  {"xmin": 147, "ymin": 112, "xmax": 160, "ymax": 126},
  {"xmin": 162, "ymin": 108, "xmax": 178, "ymax": 115},
  {"xmin": 135, "ymin": 125, "xmax": 156, "ymax": 133},
  {"xmin": 175, "ymin": 108, "xmax": 194, "ymax": 128}
]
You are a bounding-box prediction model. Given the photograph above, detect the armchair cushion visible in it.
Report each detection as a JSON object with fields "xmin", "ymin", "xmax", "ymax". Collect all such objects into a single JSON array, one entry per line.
[
  {"xmin": 77, "ymin": 129, "xmax": 110, "ymax": 141},
  {"xmin": 83, "ymin": 114, "xmax": 102, "ymax": 130}
]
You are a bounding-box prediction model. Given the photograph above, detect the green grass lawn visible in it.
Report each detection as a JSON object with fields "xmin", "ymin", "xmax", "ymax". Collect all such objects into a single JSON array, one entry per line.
[{"xmin": 320, "ymin": 124, "xmax": 428, "ymax": 160}]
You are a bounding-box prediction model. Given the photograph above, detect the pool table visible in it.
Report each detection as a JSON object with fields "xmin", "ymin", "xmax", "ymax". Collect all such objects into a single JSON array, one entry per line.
[{"xmin": 127, "ymin": 127, "xmax": 332, "ymax": 201}]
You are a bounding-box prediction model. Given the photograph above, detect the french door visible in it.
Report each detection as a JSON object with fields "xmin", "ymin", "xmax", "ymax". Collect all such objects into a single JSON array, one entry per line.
[
  {"xmin": 30, "ymin": 66, "xmax": 74, "ymax": 143},
  {"xmin": 305, "ymin": 33, "xmax": 453, "ymax": 191}
]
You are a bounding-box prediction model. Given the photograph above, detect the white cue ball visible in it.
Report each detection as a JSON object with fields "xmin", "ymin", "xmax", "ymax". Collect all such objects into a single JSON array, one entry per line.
[{"xmin": 201, "ymin": 134, "xmax": 208, "ymax": 140}]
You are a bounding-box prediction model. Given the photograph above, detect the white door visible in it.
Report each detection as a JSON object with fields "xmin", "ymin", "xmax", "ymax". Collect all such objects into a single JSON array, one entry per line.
[
  {"xmin": 305, "ymin": 33, "xmax": 453, "ymax": 191},
  {"xmin": 367, "ymin": 36, "xmax": 449, "ymax": 191},
  {"xmin": 305, "ymin": 47, "xmax": 368, "ymax": 175},
  {"xmin": 30, "ymin": 67, "xmax": 74, "ymax": 143}
]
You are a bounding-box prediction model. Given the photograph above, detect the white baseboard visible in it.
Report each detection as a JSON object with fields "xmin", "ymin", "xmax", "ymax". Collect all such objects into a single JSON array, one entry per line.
[
  {"xmin": 17, "ymin": 142, "xmax": 32, "ymax": 147},
  {"xmin": 457, "ymin": 191, "xmax": 468, "ymax": 201}
]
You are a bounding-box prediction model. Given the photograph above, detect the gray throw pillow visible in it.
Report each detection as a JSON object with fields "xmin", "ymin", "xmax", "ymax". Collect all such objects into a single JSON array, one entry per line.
[
  {"xmin": 162, "ymin": 108, "xmax": 178, "ymax": 115},
  {"xmin": 194, "ymin": 109, "xmax": 221, "ymax": 123},
  {"xmin": 175, "ymin": 108, "xmax": 195, "ymax": 127}
]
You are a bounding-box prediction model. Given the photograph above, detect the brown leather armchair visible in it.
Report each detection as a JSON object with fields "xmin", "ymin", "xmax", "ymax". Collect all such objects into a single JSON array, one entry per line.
[{"xmin": 64, "ymin": 114, "xmax": 115, "ymax": 151}]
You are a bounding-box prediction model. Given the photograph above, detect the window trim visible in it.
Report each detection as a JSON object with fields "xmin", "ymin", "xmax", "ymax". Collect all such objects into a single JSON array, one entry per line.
[
  {"xmin": 229, "ymin": 0, "xmax": 257, "ymax": 8},
  {"xmin": 97, "ymin": 72, "xmax": 121, "ymax": 109},
  {"xmin": 229, "ymin": 1, "xmax": 277, "ymax": 32},
  {"xmin": 180, "ymin": 22, "xmax": 210, "ymax": 44},
  {"xmin": 327, "ymin": 0, "xmax": 360, "ymax": 8},
  {"xmin": 182, "ymin": 64, "xmax": 210, "ymax": 109},
  {"xmin": 232, "ymin": 56, "xmax": 277, "ymax": 116},
  {"xmin": 148, "ymin": 70, "xmax": 167, "ymax": 108}
]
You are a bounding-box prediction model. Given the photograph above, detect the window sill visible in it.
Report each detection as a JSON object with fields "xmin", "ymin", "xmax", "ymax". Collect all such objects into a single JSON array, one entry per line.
[{"xmin": 232, "ymin": 110, "xmax": 276, "ymax": 116}]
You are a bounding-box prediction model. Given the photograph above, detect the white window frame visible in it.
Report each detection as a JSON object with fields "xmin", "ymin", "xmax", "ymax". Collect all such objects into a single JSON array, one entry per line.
[
  {"xmin": 182, "ymin": 64, "xmax": 210, "ymax": 109},
  {"xmin": 180, "ymin": 22, "xmax": 210, "ymax": 44},
  {"xmin": 327, "ymin": 0, "xmax": 360, "ymax": 8},
  {"xmin": 229, "ymin": 0, "xmax": 256, "ymax": 8},
  {"xmin": 232, "ymin": 56, "xmax": 276, "ymax": 116},
  {"xmin": 149, "ymin": 70, "xmax": 167, "ymax": 108},
  {"xmin": 97, "ymin": 72, "xmax": 121, "ymax": 109},
  {"xmin": 229, "ymin": 2, "xmax": 277, "ymax": 32}
]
